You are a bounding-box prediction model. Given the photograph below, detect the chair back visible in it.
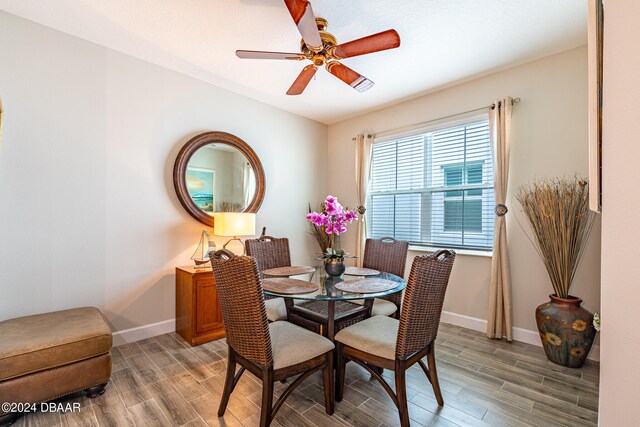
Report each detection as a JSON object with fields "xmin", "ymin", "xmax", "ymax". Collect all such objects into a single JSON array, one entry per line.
[
  {"xmin": 245, "ymin": 236, "xmax": 292, "ymax": 277},
  {"xmin": 395, "ymin": 250, "xmax": 456, "ymax": 360},
  {"xmin": 363, "ymin": 237, "xmax": 409, "ymax": 307},
  {"xmin": 362, "ymin": 237, "xmax": 409, "ymax": 278},
  {"xmin": 209, "ymin": 249, "xmax": 273, "ymax": 368}
]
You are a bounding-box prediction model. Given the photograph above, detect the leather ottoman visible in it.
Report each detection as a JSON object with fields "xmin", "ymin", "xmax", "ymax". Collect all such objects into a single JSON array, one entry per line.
[{"xmin": 0, "ymin": 307, "xmax": 112, "ymax": 425}]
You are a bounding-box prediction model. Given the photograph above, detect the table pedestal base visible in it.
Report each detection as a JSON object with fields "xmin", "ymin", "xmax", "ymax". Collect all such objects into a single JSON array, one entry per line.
[{"xmin": 285, "ymin": 299, "xmax": 374, "ymax": 341}]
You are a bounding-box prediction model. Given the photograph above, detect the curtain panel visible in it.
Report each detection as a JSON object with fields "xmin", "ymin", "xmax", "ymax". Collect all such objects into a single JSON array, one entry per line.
[
  {"xmin": 487, "ymin": 97, "xmax": 514, "ymax": 341},
  {"xmin": 354, "ymin": 133, "xmax": 373, "ymax": 267}
]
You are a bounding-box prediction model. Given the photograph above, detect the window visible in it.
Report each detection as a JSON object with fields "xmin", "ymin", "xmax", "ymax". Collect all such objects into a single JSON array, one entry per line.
[
  {"xmin": 443, "ymin": 163, "xmax": 483, "ymax": 232},
  {"xmin": 368, "ymin": 117, "xmax": 495, "ymax": 250}
]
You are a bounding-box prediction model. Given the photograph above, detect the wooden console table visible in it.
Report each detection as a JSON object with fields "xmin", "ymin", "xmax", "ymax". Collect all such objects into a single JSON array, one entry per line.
[{"xmin": 175, "ymin": 266, "xmax": 225, "ymax": 346}]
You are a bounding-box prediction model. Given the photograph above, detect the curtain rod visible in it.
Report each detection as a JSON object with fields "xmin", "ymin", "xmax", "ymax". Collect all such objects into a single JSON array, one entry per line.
[{"xmin": 352, "ymin": 97, "xmax": 521, "ymax": 140}]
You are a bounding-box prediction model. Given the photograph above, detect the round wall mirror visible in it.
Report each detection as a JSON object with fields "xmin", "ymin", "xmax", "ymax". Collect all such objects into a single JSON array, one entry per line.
[{"xmin": 173, "ymin": 132, "xmax": 265, "ymax": 227}]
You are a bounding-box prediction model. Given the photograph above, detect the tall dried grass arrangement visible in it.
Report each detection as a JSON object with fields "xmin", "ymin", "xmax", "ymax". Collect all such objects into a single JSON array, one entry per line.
[
  {"xmin": 516, "ymin": 177, "xmax": 594, "ymax": 299},
  {"xmin": 219, "ymin": 201, "xmax": 244, "ymax": 212}
]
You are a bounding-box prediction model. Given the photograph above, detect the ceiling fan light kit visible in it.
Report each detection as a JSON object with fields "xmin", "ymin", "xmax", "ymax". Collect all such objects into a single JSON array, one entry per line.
[{"xmin": 236, "ymin": 0, "xmax": 400, "ymax": 95}]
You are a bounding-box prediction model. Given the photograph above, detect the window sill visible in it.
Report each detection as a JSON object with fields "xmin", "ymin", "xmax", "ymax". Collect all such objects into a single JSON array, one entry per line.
[{"xmin": 408, "ymin": 245, "xmax": 493, "ymax": 258}]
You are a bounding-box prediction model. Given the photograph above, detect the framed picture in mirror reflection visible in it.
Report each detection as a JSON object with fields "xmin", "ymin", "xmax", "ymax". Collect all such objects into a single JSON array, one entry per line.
[{"xmin": 186, "ymin": 167, "xmax": 216, "ymax": 214}]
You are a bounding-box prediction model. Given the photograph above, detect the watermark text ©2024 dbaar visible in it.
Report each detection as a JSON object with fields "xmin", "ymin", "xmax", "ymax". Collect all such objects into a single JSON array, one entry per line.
[{"xmin": 2, "ymin": 402, "xmax": 80, "ymax": 413}]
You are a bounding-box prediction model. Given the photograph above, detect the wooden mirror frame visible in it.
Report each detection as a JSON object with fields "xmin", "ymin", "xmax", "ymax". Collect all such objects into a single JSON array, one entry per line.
[{"xmin": 173, "ymin": 132, "xmax": 265, "ymax": 227}]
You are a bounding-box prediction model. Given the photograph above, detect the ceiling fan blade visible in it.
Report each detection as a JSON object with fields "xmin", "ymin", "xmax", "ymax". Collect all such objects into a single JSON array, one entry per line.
[
  {"xmin": 284, "ymin": 0, "xmax": 323, "ymax": 52},
  {"xmin": 287, "ymin": 65, "xmax": 317, "ymax": 95},
  {"xmin": 329, "ymin": 29, "xmax": 401, "ymax": 59},
  {"xmin": 326, "ymin": 62, "xmax": 374, "ymax": 92},
  {"xmin": 236, "ymin": 50, "xmax": 306, "ymax": 60}
]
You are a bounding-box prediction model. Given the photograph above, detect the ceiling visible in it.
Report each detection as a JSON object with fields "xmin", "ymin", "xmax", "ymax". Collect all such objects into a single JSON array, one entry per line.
[{"xmin": 0, "ymin": 0, "xmax": 587, "ymax": 124}]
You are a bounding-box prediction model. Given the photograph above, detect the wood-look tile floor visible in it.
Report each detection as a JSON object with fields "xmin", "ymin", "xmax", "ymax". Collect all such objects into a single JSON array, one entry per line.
[{"xmin": 12, "ymin": 323, "xmax": 599, "ymax": 427}]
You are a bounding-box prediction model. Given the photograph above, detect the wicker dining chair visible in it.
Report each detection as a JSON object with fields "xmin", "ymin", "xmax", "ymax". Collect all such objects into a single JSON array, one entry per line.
[
  {"xmin": 245, "ymin": 236, "xmax": 292, "ymax": 322},
  {"xmin": 362, "ymin": 237, "xmax": 409, "ymax": 318},
  {"xmin": 209, "ymin": 250, "xmax": 335, "ymax": 427},
  {"xmin": 245, "ymin": 235, "xmax": 292, "ymax": 276},
  {"xmin": 334, "ymin": 250, "xmax": 456, "ymax": 427}
]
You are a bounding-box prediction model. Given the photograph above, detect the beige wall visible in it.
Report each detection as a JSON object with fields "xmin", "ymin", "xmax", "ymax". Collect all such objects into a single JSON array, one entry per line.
[
  {"xmin": 0, "ymin": 12, "xmax": 327, "ymax": 334},
  {"xmin": 328, "ymin": 46, "xmax": 601, "ymax": 334},
  {"xmin": 599, "ymin": 0, "xmax": 640, "ymax": 423}
]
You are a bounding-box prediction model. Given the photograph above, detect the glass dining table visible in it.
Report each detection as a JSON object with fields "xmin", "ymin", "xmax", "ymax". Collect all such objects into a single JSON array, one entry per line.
[{"xmin": 263, "ymin": 266, "xmax": 406, "ymax": 341}]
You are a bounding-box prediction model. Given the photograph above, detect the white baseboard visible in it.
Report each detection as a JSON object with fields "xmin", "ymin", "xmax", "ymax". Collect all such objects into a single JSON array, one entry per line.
[
  {"xmin": 109, "ymin": 312, "xmax": 600, "ymax": 362},
  {"xmin": 441, "ymin": 310, "xmax": 600, "ymax": 362},
  {"xmin": 112, "ymin": 318, "xmax": 176, "ymax": 346}
]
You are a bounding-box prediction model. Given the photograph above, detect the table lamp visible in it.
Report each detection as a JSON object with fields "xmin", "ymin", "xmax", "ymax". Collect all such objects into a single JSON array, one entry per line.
[{"xmin": 213, "ymin": 212, "xmax": 256, "ymax": 254}]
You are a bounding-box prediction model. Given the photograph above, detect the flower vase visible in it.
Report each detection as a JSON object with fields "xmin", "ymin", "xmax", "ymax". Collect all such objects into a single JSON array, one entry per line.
[
  {"xmin": 535, "ymin": 294, "xmax": 596, "ymax": 368},
  {"xmin": 324, "ymin": 258, "xmax": 346, "ymax": 277}
]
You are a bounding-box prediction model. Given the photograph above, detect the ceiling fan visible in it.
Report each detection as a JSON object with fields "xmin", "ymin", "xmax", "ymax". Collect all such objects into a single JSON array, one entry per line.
[{"xmin": 236, "ymin": 0, "xmax": 401, "ymax": 95}]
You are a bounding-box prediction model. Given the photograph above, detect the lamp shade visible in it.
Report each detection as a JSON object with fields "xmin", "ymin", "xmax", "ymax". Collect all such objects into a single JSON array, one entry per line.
[{"xmin": 213, "ymin": 213, "xmax": 256, "ymax": 237}]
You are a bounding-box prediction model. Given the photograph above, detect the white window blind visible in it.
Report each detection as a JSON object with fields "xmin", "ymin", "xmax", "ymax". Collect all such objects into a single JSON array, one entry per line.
[{"xmin": 368, "ymin": 117, "xmax": 495, "ymax": 250}]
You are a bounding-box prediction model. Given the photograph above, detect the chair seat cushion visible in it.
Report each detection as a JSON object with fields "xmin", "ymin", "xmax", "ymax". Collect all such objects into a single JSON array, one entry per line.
[
  {"xmin": 352, "ymin": 298, "xmax": 398, "ymax": 317},
  {"xmin": 334, "ymin": 315, "xmax": 398, "ymax": 360},
  {"xmin": 269, "ymin": 321, "xmax": 334, "ymax": 370},
  {"xmin": 371, "ymin": 299, "xmax": 398, "ymax": 317},
  {"xmin": 265, "ymin": 298, "xmax": 287, "ymax": 322},
  {"xmin": 0, "ymin": 307, "xmax": 112, "ymax": 381},
  {"xmin": 264, "ymin": 298, "xmax": 308, "ymax": 322}
]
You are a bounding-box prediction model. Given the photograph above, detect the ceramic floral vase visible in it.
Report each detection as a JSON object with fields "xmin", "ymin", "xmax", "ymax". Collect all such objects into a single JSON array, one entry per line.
[
  {"xmin": 535, "ymin": 294, "xmax": 596, "ymax": 368},
  {"xmin": 324, "ymin": 258, "xmax": 346, "ymax": 277}
]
